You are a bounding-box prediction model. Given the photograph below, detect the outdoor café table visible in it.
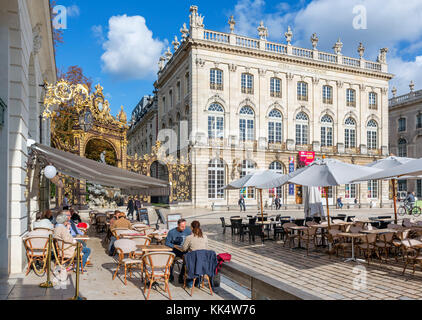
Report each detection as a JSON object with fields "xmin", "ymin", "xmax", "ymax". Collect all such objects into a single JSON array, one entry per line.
[
  {"xmin": 256, "ymin": 221, "xmax": 279, "ymax": 239},
  {"xmin": 287, "ymin": 226, "xmax": 308, "ymax": 249},
  {"xmin": 360, "ymin": 229, "xmax": 398, "ymax": 235},
  {"xmin": 136, "ymin": 245, "xmax": 173, "ymax": 253},
  {"xmin": 337, "ymin": 233, "xmax": 365, "ymax": 263}
]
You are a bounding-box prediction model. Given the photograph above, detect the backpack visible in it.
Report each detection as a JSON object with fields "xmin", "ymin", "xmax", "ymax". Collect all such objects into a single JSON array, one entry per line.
[{"xmin": 215, "ymin": 253, "xmax": 232, "ymax": 274}]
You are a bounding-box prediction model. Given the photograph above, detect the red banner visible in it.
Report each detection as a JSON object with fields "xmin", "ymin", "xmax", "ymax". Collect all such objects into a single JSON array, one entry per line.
[{"xmin": 299, "ymin": 151, "xmax": 315, "ymax": 166}]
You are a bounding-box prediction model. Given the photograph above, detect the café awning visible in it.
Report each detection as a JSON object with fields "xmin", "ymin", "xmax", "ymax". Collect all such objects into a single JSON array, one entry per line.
[{"xmin": 28, "ymin": 142, "xmax": 170, "ymax": 196}]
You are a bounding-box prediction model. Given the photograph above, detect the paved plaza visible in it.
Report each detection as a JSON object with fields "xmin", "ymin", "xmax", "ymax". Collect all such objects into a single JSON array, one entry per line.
[{"xmin": 2, "ymin": 206, "xmax": 422, "ymax": 300}]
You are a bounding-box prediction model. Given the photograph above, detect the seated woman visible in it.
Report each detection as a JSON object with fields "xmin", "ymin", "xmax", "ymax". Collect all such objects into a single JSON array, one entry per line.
[
  {"xmin": 70, "ymin": 209, "xmax": 82, "ymax": 224},
  {"xmin": 54, "ymin": 213, "xmax": 91, "ymax": 272},
  {"xmin": 180, "ymin": 221, "xmax": 208, "ymax": 252},
  {"xmin": 33, "ymin": 211, "xmax": 54, "ymax": 230}
]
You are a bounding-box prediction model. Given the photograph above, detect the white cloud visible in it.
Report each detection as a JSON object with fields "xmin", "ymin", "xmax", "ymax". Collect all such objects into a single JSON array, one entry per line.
[
  {"xmin": 100, "ymin": 15, "xmax": 165, "ymax": 80},
  {"xmin": 67, "ymin": 5, "xmax": 80, "ymax": 17},
  {"xmin": 389, "ymin": 56, "xmax": 422, "ymax": 95},
  {"xmin": 91, "ymin": 25, "xmax": 104, "ymax": 43}
]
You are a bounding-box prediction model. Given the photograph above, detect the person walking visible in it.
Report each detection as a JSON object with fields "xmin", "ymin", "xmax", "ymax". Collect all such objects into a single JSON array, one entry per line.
[
  {"xmin": 63, "ymin": 193, "xmax": 69, "ymax": 210},
  {"xmin": 134, "ymin": 196, "xmax": 141, "ymax": 221},
  {"xmin": 275, "ymin": 195, "xmax": 281, "ymax": 210},
  {"xmin": 127, "ymin": 197, "xmax": 134, "ymax": 220},
  {"xmin": 238, "ymin": 195, "xmax": 246, "ymax": 212}
]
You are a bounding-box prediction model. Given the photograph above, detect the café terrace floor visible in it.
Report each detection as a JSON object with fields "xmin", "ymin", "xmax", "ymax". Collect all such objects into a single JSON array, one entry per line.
[{"xmin": 2, "ymin": 207, "xmax": 422, "ymax": 300}]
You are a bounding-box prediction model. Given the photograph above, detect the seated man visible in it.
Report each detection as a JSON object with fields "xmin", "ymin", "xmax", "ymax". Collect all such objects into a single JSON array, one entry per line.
[
  {"xmin": 33, "ymin": 211, "xmax": 54, "ymax": 230},
  {"xmin": 108, "ymin": 212, "xmax": 132, "ymax": 256},
  {"xmin": 54, "ymin": 213, "xmax": 91, "ymax": 271},
  {"xmin": 165, "ymin": 219, "xmax": 192, "ymax": 283}
]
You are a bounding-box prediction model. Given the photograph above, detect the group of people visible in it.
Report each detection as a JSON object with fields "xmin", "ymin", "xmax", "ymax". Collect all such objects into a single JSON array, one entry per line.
[
  {"xmin": 126, "ymin": 196, "xmax": 147, "ymax": 222},
  {"xmin": 165, "ymin": 219, "xmax": 208, "ymax": 288},
  {"xmin": 32, "ymin": 208, "xmax": 92, "ymax": 272},
  {"xmin": 108, "ymin": 210, "xmax": 133, "ymax": 256}
]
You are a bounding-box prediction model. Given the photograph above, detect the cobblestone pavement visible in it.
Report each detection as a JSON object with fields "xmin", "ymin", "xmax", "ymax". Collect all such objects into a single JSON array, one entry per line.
[{"xmin": 185, "ymin": 208, "xmax": 422, "ymax": 300}]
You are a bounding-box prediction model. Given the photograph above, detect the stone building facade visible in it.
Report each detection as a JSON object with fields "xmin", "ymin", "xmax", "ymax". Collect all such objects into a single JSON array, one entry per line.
[
  {"xmin": 150, "ymin": 6, "xmax": 393, "ymax": 208},
  {"xmin": 0, "ymin": 0, "xmax": 56, "ymax": 275},
  {"xmin": 389, "ymin": 82, "xmax": 422, "ymax": 196},
  {"xmin": 127, "ymin": 95, "xmax": 158, "ymax": 157}
]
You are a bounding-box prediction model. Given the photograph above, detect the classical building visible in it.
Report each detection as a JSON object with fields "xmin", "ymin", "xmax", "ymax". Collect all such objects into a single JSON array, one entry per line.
[
  {"xmin": 127, "ymin": 95, "xmax": 158, "ymax": 157},
  {"xmin": 146, "ymin": 6, "xmax": 394, "ymax": 208},
  {"xmin": 0, "ymin": 0, "xmax": 56, "ymax": 275},
  {"xmin": 389, "ymin": 82, "xmax": 422, "ymax": 196}
]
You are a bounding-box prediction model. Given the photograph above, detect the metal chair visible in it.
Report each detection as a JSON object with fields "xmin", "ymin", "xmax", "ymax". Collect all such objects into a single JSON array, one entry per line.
[
  {"xmin": 113, "ymin": 239, "xmax": 141, "ymax": 285},
  {"xmin": 220, "ymin": 217, "xmax": 231, "ymax": 234}
]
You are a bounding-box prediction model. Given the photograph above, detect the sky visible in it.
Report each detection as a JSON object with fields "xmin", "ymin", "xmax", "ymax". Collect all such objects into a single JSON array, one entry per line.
[{"xmin": 54, "ymin": 0, "xmax": 422, "ymax": 118}]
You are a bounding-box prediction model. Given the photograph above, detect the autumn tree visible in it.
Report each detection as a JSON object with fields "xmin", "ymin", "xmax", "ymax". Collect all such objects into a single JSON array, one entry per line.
[{"xmin": 58, "ymin": 66, "xmax": 92, "ymax": 91}]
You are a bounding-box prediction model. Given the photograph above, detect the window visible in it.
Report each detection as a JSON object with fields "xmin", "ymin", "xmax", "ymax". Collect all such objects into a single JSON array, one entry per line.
[
  {"xmin": 241, "ymin": 73, "xmax": 254, "ymax": 94},
  {"xmin": 398, "ymin": 180, "xmax": 407, "ymax": 192},
  {"xmin": 208, "ymin": 159, "xmax": 225, "ymax": 199},
  {"xmin": 368, "ymin": 180, "xmax": 378, "ymax": 199},
  {"xmin": 268, "ymin": 109, "xmax": 283, "ymax": 143},
  {"xmin": 240, "ymin": 160, "xmax": 255, "ymax": 199},
  {"xmin": 345, "ymin": 184, "xmax": 356, "ymax": 199},
  {"xmin": 346, "ymin": 89, "xmax": 356, "ymax": 107},
  {"xmin": 398, "ymin": 118, "xmax": 406, "ymax": 132},
  {"xmin": 297, "ymin": 82, "xmax": 308, "ymax": 101},
  {"xmin": 162, "ymin": 97, "xmax": 166, "ymax": 112},
  {"xmin": 269, "ymin": 162, "xmax": 284, "ymax": 199},
  {"xmin": 208, "ymin": 103, "xmax": 224, "ymax": 139},
  {"xmin": 367, "ymin": 120, "xmax": 378, "ymax": 150},
  {"xmin": 177, "ymin": 81, "xmax": 181, "ymax": 102},
  {"xmin": 270, "ymin": 78, "xmax": 282, "ymax": 98},
  {"xmin": 369, "ymin": 92, "xmax": 377, "ymax": 109},
  {"xmin": 239, "ymin": 106, "xmax": 255, "ymax": 141},
  {"xmin": 417, "ymin": 114, "xmax": 422, "ymax": 129},
  {"xmin": 321, "ymin": 187, "xmax": 333, "ymax": 199},
  {"xmin": 185, "ymin": 73, "xmax": 190, "ymax": 96},
  {"xmin": 296, "ymin": 112, "xmax": 309, "ymax": 145},
  {"xmin": 323, "ymin": 85, "xmax": 333, "ymax": 104},
  {"xmin": 398, "ymin": 138, "xmax": 407, "ymax": 157},
  {"xmin": 210, "ymin": 69, "xmax": 223, "ymax": 90},
  {"xmin": 320, "ymin": 115, "xmax": 333, "ymax": 147},
  {"xmin": 417, "ymin": 180, "xmax": 422, "ymax": 198},
  {"xmin": 345, "ymin": 118, "xmax": 356, "ymax": 148},
  {"xmin": 169, "ymin": 90, "xmax": 173, "ymax": 109}
]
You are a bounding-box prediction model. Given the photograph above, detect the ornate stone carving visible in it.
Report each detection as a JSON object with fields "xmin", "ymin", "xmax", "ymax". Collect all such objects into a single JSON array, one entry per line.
[
  {"xmin": 359, "ymin": 84, "xmax": 366, "ymax": 91},
  {"xmin": 312, "ymin": 77, "xmax": 320, "ymax": 85},
  {"xmin": 358, "ymin": 42, "xmax": 365, "ymax": 58},
  {"xmin": 189, "ymin": 5, "xmax": 204, "ymax": 28},
  {"xmin": 381, "ymin": 87, "xmax": 388, "ymax": 95},
  {"xmin": 310, "ymin": 33, "xmax": 319, "ymax": 49},
  {"xmin": 229, "ymin": 64, "xmax": 237, "ymax": 72},
  {"xmin": 285, "ymin": 26, "xmax": 293, "ymax": 45},
  {"xmin": 257, "ymin": 21, "xmax": 268, "ymax": 40},
  {"xmin": 286, "ymin": 73, "xmax": 294, "ymax": 81},
  {"xmin": 336, "ymin": 80, "xmax": 344, "ymax": 88},
  {"xmin": 410, "ymin": 80, "xmax": 415, "ymax": 92},
  {"xmin": 333, "ymin": 38, "xmax": 343, "ymax": 54},
  {"xmin": 195, "ymin": 58, "xmax": 205, "ymax": 67},
  {"xmin": 158, "ymin": 56, "xmax": 166, "ymax": 71},
  {"xmin": 172, "ymin": 36, "xmax": 180, "ymax": 51},
  {"xmin": 378, "ymin": 48, "xmax": 388, "ymax": 63},
  {"xmin": 228, "ymin": 15, "xmax": 236, "ymax": 33},
  {"xmin": 180, "ymin": 23, "xmax": 189, "ymax": 41},
  {"xmin": 392, "ymin": 87, "xmax": 397, "ymax": 97},
  {"xmin": 258, "ymin": 68, "xmax": 266, "ymax": 76},
  {"xmin": 165, "ymin": 47, "xmax": 173, "ymax": 61},
  {"xmin": 32, "ymin": 23, "xmax": 42, "ymax": 55}
]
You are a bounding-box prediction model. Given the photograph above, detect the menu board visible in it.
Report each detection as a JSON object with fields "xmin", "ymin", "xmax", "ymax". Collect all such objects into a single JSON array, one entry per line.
[{"xmin": 167, "ymin": 214, "xmax": 182, "ymax": 231}]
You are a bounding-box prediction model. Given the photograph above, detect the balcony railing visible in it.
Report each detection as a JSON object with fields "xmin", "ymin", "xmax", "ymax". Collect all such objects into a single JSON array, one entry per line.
[
  {"xmin": 270, "ymin": 91, "xmax": 282, "ymax": 98},
  {"xmin": 389, "ymin": 89, "xmax": 422, "ymax": 107},
  {"xmin": 298, "ymin": 95, "xmax": 308, "ymax": 102},
  {"xmin": 346, "ymin": 101, "xmax": 356, "ymax": 107},
  {"xmin": 242, "ymin": 87, "xmax": 254, "ymax": 95},
  {"xmin": 210, "ymin": 83, "xmax": 223, "ymax": 91},
  {"xmin": 323, "ymin": 98, "xmax": 333, "ymax": 105}
]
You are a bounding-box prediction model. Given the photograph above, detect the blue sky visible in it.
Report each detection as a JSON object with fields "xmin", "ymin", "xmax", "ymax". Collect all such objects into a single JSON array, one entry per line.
[{"xmin": 55, "ymin": 0, "xmax": 422, "ymax": 118}]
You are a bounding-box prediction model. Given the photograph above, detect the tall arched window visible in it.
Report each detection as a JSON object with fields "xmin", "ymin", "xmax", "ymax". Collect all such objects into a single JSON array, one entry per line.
[
  {"xmin": 208, "ymin": 103, "xmax": 224, "ymax": 139},
  {"xmin": 320, "ymin": 115, "xmax": 333, "ymax": 147},
  {"xmin": 269, "ymin": 161, "xmax": 284, "ymax": 199},
  {"xmin": 296, "ymin": 112, "xmax": 309, "ymax": 145},
  {"xmin": 367, "ymin": 120, "xmax": 378, "ymax": 150},
  {"xmin": 322, "ymin": 85, "xmax": 333, "ymax": 104},
  {"xmin": 239, "ymin": 106, "xmax": 255, "ymax": 141},
  {"xmin": 344, "ymin": 117, "xmax": 356, "ymax": 148},
  {"xmin": 369, "ymin": 92, "xmax": 377, "ymax": 110},
  {"xmin": 208, "ymin": 159, "xmax": 225, "ymax": 199},
  {"xmin": 398, "ymin": 138, "xmax": 407, "ymax": 157},
  {"xmin": 268, "ymin": 109, "xmax": 283, "ymax": 143},
  {"xmin": 240, "ymin": 160, "xmax": 255, "ymax": 199}
]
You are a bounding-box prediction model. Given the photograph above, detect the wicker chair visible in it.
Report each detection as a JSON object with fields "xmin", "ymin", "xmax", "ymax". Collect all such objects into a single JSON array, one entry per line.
[
  {"xmin": 23, "ymin": 235, "xmax": 49, "ymax": 276},
  {"xmin": 95, "ymin": 215, "xmax": 107, "ymax": 233},
  {"xmin": 130, "ymin": 237, "xmax": 152, "ymax": 261},
  {"xmin": 54, "ymin": 238, "xmax": 80, "ymax": 271},
  {"xmin": 142, "ymin": 252, "xmax": 175, "ymax": 300},
  {"xmin": 375, "ymin": 232, "xmax": 395, "ymax": 263},
  {"xmin": 112, "ymin": 239, "xmax": 141, "ymax": 285},
  {"xmin": 393, "ymin": 229, "xmax": 411, "ymax": 262},
  {"xmin": 299, "ymin": 227, "xmax": 317, "ymax": 256},
  {"xmin": 401, "ymin": 239, "xmax": 422, "ymax": 275},
  {"xmin": 357, "ymin": 234, "xmax": 379, "ymax": 264},
  {"xmin": 282, "ymin": 223, "xmax": 298, "ymax": 248}
]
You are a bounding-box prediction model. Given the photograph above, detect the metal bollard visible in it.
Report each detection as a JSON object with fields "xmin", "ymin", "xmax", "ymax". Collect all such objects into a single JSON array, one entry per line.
[
  {"xmin": 69, "ymin": 242, "xmax": 87, "ymax": 300},
  {"xmin": 40, "ymin": 234, "xmax": 53, "ymax": 288}
]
